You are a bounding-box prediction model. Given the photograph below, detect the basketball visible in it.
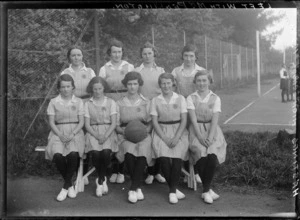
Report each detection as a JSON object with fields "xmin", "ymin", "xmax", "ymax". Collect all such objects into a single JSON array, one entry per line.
[{"xmin": 124, "ymin": 119, "xmax": 148, "ymax": 143}]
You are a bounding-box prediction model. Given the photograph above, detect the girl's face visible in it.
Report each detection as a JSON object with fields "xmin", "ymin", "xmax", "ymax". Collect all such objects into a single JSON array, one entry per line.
[
  {"xmin": 59, "ymin": 81, "xmax": 73, "ymax": 97},
  {"xmin": 92, "ymin": 82, "xmax": 104, "ymax": 98},
  {"xmin": 183, "ymin": 51, "xmax": 196, "ymax": 67},
  {"xmin": 142, "ymin": 47, "xmax": 155, "ymax": 64},
  {"xmin": 160, "ymin": 78, "xmax": 173, "ymax": 95},
  {"xmin": 195, "ymin": 75, "xmax": 210, "ymax": 92},
  {"xmin": 110, "ymin": 46, "xmax": 123, "ymax": 63},
  {"xmin": 126, "ymin": 79, "xmax": 139, "ymax": 95},
  {"xmin": 69, "ymin": 49, "xmax": 83, "ymax": 66}
]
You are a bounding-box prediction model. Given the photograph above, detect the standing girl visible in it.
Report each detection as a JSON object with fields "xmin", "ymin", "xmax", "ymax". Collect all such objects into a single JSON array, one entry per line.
[
  {"xmin": 99, "ymin": 39, "xmax": 134, "ymax": 183},
  {"xmin": 46, "ymin": 74, "xmax": 85, "ymax": 202},
  {"xmin": 151, "ymin": 73, "xmax": 189, "ymax": 204},
  {"xmin": 187, "ymin": 70, "xmax": 227, "ymax": 204},
  {"xmin": 115, "ymin": 71, "xmax": 153, "ymax": 203},
  {"xmin": 135, "ymin": 42, "xmax": 166, "ymax": 184},
  {"xmin": 84, "ymin": 77, "xmax": 118, "ymax": 197},
  {"xmin": 61, "ymin": 47, "xmax": 96, "ymax": 99}
]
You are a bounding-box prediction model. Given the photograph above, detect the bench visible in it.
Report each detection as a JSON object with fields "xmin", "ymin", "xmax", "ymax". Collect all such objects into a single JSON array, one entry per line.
[
  {"xmin": 35, "ymin": 146, "xmax": 95, "ymax": 193},
  {"xmin": 181, "ymin": 160, "xmax": 197, "ymax": 191},
  {"xmin": 36, "ymin": 146, "xmax": 196, "ymax": 191}
]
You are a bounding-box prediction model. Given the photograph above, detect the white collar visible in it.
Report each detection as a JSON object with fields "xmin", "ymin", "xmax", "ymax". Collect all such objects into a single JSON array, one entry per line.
[
  {"xmin": 178, "ymin": 63, "xmax": 205, "ymax": 72},
  {"xmin": 105, "ymin": 60, "xmax": 129, "ymax": 68},
  {"xmin": 88, "ymin": 96, "xmax": 108, "ymax": 105},
  {"xmin": 136, "ymin": 63, "xmax": 158, "ymax": 71},
  {"xmin": 67, "ymin": 63, "xmax": 88, "ymax": 72},
  {"xmin": 55, "ymin": 94, "xmax": 78, "ymax": 104},
  {"xmin": 192, "ymin": 90, "xmax": 214, "ymax": 102},
  {"xmin": 157, "ymin": 92, "xmax": 179, "ymax": 103},
  {"xmin": 123, "ymin": 93, "xmax": 147, "ymax": 106}
]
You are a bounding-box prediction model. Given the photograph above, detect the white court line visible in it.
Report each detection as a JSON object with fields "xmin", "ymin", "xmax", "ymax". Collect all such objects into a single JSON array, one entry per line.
[
  {"xmin": 223, "ymin": 84, "xmax": 279, "ymax": 125},
  {"xmin": 262, "ymin": 83, "xmax": 279, "ymax": 96},
  {"xmin": 224, "ymin": 101, "xmax": 255, "ymax": 124},
  {"xmin": 227, "ymin": 122, "xmax": 295, "ymax": 126}
]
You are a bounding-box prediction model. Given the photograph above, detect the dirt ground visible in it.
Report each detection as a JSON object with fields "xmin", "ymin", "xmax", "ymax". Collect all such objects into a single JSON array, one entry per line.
[
  {"xmin": 3, "ymin": 78, "xmax": 298, "ymax": 218},
  {"xmin": 5, "ymin": 175, "xmax": 295, "ymax": 217}
]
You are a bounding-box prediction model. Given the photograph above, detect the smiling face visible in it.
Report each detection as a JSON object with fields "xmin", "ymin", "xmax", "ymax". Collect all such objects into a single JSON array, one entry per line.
[
  {"xmin": 69, "ymin": 48, "xmax": 83, "ymax": 66},
  {"xmin": 110, "ymin": 46, "xmax": 123, "ymax": 63},
  {"xmin": 160, "ymin": 78, "xmax": 173, "ymax": 95},
  {"xmin": 142, "ymin": 47, "xmax": 155, "ymax": 64},
  {"xmin": 195, "ymin": 74, "xmax": 210, "ymax": 92},
  {"xmin": 92, "ymin": 82, "xmax": 104, "ymax": 99},
  {"xmin": 59, "ymin": 81, "xmax": 74, "ymax": 98},
  {"xmin": 126, "ymin": 79, "xmax": 139, "ymax": 95},
  {"xmin": 183, "ymin": 51, "xmax": 196, "ymax": 67}
]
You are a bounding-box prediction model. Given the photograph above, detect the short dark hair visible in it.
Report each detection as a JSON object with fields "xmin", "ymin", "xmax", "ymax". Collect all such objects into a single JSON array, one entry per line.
[
  {"xmin": 193, "ymin": 70, "xmax": 213, "ymax": 84},
  {"xmin": 57, "ymin": 74, "xmax": 75, "ymax": 90},
  {"xmin": 181, "ymin": 44, "xmax": 198, "ymax": 60},
  {"xmin": 121, "ymin": 71, "xmax": 144, "ymax": 87},
  {"xmin": 86, "ymin": 76, "xmax": 110, "ymax": 94},
  {"xmin": 158, "ymin": 73, "xmax": 175, "ymax": 87},
  {"xmin": 140, "ymin": 42, "xmax": 158, "ymax": 58},
  {"xmin": 106, "ymin": 39, "xmax": 124, "ymax": 57},
  {"xmin": 67, "ymin": 47, "xmax": 83, "ymax": 63}
]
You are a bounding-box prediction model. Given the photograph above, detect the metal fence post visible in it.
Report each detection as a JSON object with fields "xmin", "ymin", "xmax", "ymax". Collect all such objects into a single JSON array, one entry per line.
[
  {"xmin": 94, "ymin": 11, "xmax": 100, "ymax": 76},
  {"xmin": 219, "ymin": 40, "xmax": 222, "ymax": 89},
  {"xmin": 205, "ymin": 35, "xmax": 207, "ymax": 69}
]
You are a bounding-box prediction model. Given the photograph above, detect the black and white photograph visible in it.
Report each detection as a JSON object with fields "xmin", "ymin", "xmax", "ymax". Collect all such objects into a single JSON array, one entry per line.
[{"xmin": 1, "ymin": 1, "xmax": 298, "ymax": 218}]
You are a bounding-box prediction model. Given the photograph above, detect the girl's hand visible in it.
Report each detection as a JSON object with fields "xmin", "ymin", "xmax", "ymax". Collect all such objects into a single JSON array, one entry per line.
[
  {"xmin": 58, "ymin": 134, "xmax": 69, "ymax": 143},
  {"xmin": 98, "ymin": 135, "xmax": 107, "ymax": 145},
  {"xmin": 169, "ymin": 136, "xmax": 180, "ymax": 148},
  {"xmin": 204, "ymin": 138, "xmax": 213, "ymax": 148},
  {"xmin": 162, "ymin": 136, "xmax": 172, "ymax": 148},
  {"xmin": 197, "ymin": 134, "xmax": 208, "ymax": 148}
]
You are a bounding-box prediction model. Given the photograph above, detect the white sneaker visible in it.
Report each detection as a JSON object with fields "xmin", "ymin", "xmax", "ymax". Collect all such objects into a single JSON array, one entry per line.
[
  {"xmin": 102, "ymin": 177, "xmax": 108, "ymax": 194},
  {"xmin": 56, "ymin": 188, "xmax": 68, "ymax": 202},
  {"xmin": 195, "ymin": 174, "xmax": 202, "ymax": 183},
  {"xmin": 136, "ymin": 188, "xmax": 144, "ymax": 200},
  {"xmin": 116, "ymin": 173, "xmax": 125, "ymax": 183},
  {"xmin": 84, "ymin": 177, "xmax": 89, "ymax": 185},
  {"xmin": 155, "ymin": 174, "xmax": 166, "ymax": 183},
  {"xmin": 209, "ymin": 189, "xmax": 220, "ymax": 200},
  {"xmin": 109, "ymin": 173, "xmax": 118, "ymax": 183},
  {"xmin": 145, "ymin": 175, "xmax": 154, "ymax": 184},
  {"xmin": 67, "ymin": 186, "xmax": 77, "ymax": 198},
  {"xmin": 169, "ymin": 193, "xmax": 178, "ymax": 204},
  {"xmin": 128, "ymin": 190, "xmax": 137, "ymax": 203},
  {"xmin": 202, "ymin": 192, "xmax": 213, "ymax": 204},
  {"xmin": 95, "ymin": 178, "xmax": 103, "ymax": 197},
  {"xmin": 176, "ymin": 189, "xmax": 185, "ymax": 200}
]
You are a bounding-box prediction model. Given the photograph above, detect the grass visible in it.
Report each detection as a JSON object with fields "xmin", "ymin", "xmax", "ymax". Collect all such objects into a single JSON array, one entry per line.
[{"xmin": 215, "ymin": 131, "xmax": 293, "ymax": 190}]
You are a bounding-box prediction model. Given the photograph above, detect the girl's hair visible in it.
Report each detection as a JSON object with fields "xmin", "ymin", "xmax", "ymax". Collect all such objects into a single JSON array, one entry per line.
[
  {"xmin": 86, "ymin": 76, "xmax": 110, "ymax": 94},
  {"xmin": 121, "ymin": 71, "xmax": 144, "ymax": 87},
  {"xmin": 106, "ymin": 39, "xmax": 124, "ymax": 57},
  {"xmin": 67, "ymin": 47, "xmax": 83, "ymax": 63},
  {"xmin": 193, "ymin": 70, "xmax": 213, "ymax": 84},
  {"xmin": 57, "ymin": 74, "xmax": 75, "ymax": 90},
  {"xmin": 158, "ymin": 73, "xmax": 175, "ymax": 87},
  {"xmin": 181, "ymin": 44, "xmax": 198, "ymax": 60},
  {"xmin": 140, "ymin": 42, "xmax": 158, "ymax": 58}
]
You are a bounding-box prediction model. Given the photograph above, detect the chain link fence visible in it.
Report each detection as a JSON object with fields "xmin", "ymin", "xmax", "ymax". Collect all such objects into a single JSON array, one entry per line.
[{"xmin": 7, "ymin": 9, "xmax": 287, "ymax": 173}]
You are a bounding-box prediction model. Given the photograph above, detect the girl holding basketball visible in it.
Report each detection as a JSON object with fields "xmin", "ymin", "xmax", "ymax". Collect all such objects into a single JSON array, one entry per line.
[{"xmin": 115, "ymin": 71, "xmax": 153, "ymax": 204}]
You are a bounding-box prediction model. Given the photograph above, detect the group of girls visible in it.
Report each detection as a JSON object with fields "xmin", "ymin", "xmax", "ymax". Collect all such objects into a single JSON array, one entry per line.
[{"xmin": 45, "ymin": 39, "xmax": 227, "ymax": 205}]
